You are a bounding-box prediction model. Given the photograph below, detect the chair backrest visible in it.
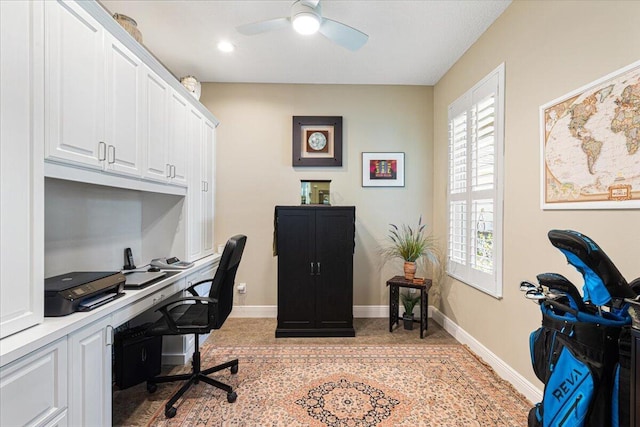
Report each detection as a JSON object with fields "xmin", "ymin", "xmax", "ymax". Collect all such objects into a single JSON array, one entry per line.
[{"xmin": 208, "ymin": 235, "xmax": 247, "ymax": 328}]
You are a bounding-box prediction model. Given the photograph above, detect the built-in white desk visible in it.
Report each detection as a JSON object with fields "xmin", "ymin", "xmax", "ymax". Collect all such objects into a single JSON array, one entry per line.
[{"xmin": 0, "ymin": 253, "xmax": 220, "ymax": 427}]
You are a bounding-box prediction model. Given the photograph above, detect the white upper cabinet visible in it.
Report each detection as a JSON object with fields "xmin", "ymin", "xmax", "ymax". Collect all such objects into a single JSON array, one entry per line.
[
  {"xmin": 168, "ymin": 89, "xmax": 189, "ymax": 186},
  {"xmin": 202, "ymin": 120, "xmax": 215, "ymax": 255},
  {"xmin": 142, "ymin": 66, "xmax": 170, "ymax": 182},
  {"xmin": 0, "ymin": 0, "xmax": 44, "ymax": 339},
  {"xmin": 143, "ymin": 83, "xmax": 189, "ymax": 187},
  {"xmin": 44, "ymin": 0, "xmax": 105, "ymax": 170},
  {"xmin": 104, "ymin": 33, "xmax": 143, "ymax": 177},
  {"xmin": 186, "ymin": 113, "xmax": 216, "ymax": 262},
  {"xmin": 42, "ymin": 0, "xmax": 216, "ymax": 192},
  {"xmin": 187, "ymin": 108, "xmax": 204, "ymax": 261}
]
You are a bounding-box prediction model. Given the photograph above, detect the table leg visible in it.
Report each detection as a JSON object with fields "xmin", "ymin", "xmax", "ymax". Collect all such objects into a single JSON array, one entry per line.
[
  {"xmin": 420, "ymin": 288, "xmax": 428, "ymax": 339},
  {"xmin": 389, "ymin": 285, "xmax": 399, "ymax": 332}
]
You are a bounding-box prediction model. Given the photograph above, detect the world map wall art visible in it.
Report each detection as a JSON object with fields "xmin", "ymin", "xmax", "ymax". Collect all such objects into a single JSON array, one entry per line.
[{"xmin": 540, "ymin": 60, "xmax": 640, "ymax": 209}]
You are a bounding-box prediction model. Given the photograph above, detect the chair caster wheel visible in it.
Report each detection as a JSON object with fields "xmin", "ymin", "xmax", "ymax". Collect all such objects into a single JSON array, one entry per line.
[
  {"xmin": 227, "ymin": 391, "xmax": 237, "ymax": 403},
  {"xmin": 165, "ymin": 406, "xmax": 177, "ymax": 418},
  {"xmin": 231, "ymin": 364, "xmax": 238, "ymax": 374},
  {"xmin": 147, "ymin": 382, "xmax": 157, "ymax": 394}
]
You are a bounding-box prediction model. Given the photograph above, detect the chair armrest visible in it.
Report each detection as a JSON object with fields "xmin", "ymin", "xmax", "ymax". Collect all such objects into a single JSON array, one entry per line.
[
  {"xmin": 153, "ymin": 296, "xmax": 219, "ymax": 333},
  {"xmin": 186, "ymin": 279, "xmax": 214, "ymax": 296}
]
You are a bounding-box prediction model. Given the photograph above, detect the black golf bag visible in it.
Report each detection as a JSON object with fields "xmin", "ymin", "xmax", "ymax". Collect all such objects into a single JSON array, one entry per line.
[{"xmin": 525, "ymin": 230, "xmax": 639, "ymax": 427}]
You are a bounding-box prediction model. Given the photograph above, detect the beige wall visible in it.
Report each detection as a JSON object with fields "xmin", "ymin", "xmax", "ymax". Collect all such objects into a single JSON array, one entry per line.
[
  {"xmin": 433, "ymin": 0, "xmax": 640, "ymax": 386},
  {"xmin": 201, "ymin": 84, "xmax": 434, "ymax": 307}
]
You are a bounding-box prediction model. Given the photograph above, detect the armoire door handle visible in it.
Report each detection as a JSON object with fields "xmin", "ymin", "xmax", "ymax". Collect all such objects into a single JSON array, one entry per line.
[
  {"xmin": 316, "ymin": 262, "xmax": 321, "ymax": 275},
  {"xmin": 310, "ymin": 262, "xmax": 315, "ymax": 276}
]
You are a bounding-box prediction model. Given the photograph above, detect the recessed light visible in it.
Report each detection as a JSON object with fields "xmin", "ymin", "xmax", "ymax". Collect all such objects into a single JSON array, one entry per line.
[{"xmin": 217, "ymin": 41, "xmax": 235, "ymax": 53}]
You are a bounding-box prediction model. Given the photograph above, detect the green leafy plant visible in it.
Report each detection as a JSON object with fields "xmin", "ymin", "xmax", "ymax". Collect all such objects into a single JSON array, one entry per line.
[
  {"xmin": 383, "ymin": 216, "xmax": 439, "ymax": 264},
  {"xmin": 401, "ymin": 291, "xmax": 421, "ymax": 316}
]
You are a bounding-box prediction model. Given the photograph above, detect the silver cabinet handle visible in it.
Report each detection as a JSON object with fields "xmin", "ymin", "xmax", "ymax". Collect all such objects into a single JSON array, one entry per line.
[
  {"xmin": 316, "ymin": 262, "xmax": 321, "ymax": 275},
  {"xmin": 310, "ymin": 262, "xmax": 314, "ymax": 276},
  {"xmin": 105, "ymin": 325, "xmax": 114, "ymax": 346},
  {"xmin": 166, "ymin": 164, "xmax": 172, "ymax": 178},
  {"xmin": 98, "ymin": 141, "xmax": 106, "ymax": 161},
  {"xmin": 171, "ymin": 165, "xmax": 176, "ymax": 178},
  {"xmin": 202, "ymin": 180, "xmax": 206, "ymax": 192},
  {"xmin": 107, "ymin": 145, "xmax": 115, "ymax": 164}
]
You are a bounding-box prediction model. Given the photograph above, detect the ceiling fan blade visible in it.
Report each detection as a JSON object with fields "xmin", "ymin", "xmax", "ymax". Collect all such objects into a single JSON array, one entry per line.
[
  {"xmin": 318, "ymin": 18, "xmax": 368, "ymax": 51},
  {"xmin": 236, "ymin": 17, "xmax": 290, "ymax": 36}
]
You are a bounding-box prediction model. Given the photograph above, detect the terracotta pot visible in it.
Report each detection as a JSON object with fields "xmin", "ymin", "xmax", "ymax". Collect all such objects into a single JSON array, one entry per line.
[{"xmin": 403, "ymin": 261, "xmax": 417, "ymax": 280}]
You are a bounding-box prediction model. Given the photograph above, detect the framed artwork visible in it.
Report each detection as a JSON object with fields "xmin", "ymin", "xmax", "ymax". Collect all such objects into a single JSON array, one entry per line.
[
  {"xmin": 540, "ymin": 59, "xmax": 640, "ymax": 209},
  {"xmin": 292, "ymin": 116, "xmax": 343, "ymax": 167},
  {"xmin": 362, "ymin": 152, "xmax": 405, "ymax": 187}
]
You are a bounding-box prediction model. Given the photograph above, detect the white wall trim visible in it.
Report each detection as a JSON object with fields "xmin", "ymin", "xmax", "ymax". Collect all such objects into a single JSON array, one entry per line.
[
  {"xmin": 354, "ymin": 305, "xmax": 388, "ymax": 318},
  {"xmin": 230, "ymin": 305, "xmax": 277, "ymax": 318},
  {"xmin": 430, "ymin": 306, "xmax": 542, "ymax": 404}
]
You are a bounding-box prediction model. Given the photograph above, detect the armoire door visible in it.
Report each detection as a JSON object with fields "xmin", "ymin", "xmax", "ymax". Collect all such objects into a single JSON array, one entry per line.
[
  {"xmin": 276, "ymin": 208, "xmax": 316, "ymax": 330},
  {"xmin": 315, "ymin": 208, "xmax": 355, "ymax": 330}
]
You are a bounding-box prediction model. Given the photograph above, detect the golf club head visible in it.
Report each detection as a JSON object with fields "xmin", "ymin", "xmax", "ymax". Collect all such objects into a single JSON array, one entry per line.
[
  {"xmin": 520, "ymin": 281, "xmax": 539, "ymax": 292},
  {"xmin": 525, "ymin": 289, "xmax": 546, "ymax": 302},
  {"xmin": 547, "ymin": 290, "xmax": 568, "ymax": 301}
]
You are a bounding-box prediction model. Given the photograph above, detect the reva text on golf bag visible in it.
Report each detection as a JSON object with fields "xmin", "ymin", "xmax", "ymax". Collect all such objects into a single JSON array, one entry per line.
[{"xmin": 521, "ymin": 230, "xmax": 640, "ymax": 427}]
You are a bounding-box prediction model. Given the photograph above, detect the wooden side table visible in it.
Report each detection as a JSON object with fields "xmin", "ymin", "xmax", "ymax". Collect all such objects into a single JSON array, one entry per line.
[{"xmin": 386, "ymin": 276, "xmax": 432, "ymax": 338}]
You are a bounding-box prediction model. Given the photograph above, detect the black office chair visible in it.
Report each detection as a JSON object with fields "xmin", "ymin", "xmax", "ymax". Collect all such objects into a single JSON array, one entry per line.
[{"xmin": 145, "ymin": 234, "xmax": 247, "ymax": 418}]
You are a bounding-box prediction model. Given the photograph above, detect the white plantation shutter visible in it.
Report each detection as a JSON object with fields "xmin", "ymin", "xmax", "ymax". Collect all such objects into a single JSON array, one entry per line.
[{"xmin": 447, "ymin": 63, "xmax": 504, "ymax": 298}]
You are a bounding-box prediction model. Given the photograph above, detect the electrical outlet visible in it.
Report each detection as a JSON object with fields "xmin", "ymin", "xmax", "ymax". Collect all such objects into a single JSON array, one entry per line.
[
  {"xmin": 237, "ymin": 282, "xmax": 246, "ymax": 294},
  {"xmin": 409, "ymin": 288, "xmax": 416, "ymax": 294}
]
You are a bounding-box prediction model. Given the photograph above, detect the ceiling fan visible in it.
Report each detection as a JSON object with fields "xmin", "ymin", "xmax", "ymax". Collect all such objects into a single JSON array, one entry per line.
[{"xmin": 236, "ymin": 0, "xmax": 368, "ymax": 51}]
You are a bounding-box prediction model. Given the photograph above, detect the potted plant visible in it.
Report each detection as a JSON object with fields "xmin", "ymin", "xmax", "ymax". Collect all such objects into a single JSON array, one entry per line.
[
  {"xmin": 383, "ymin": 216, "xmax": 438, "ymax": 280},
  {"xmin": 400, "ymin": 291, "xmax": 421, "ymax": 330}
]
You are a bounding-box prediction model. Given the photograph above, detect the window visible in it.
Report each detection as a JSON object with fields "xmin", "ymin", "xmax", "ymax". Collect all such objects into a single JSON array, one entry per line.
[{"xmin": 447, "ymin": 63, "xmax": 505, "ymax": 298}]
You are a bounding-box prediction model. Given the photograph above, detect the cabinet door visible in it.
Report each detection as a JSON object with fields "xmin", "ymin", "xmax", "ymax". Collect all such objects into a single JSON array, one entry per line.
[
  {"xmin": 315, "ymin": 208, "xmax": 355, "ymax": 329},
  {"xmin": 201, "ymin": 120, "xmax": 215, "ymax": 256},
  {"xmin": 44, "ymin": 0, "xmax": 104, "ymax": 169},
  {"xmin": 0, "ymin": 0, "xmax": 44, "ymax": 339},
  {"xmin": 68, "ymin": 317, "xmax": 112, "ymax": 427},
  {"xmin": 104, "ymin": 34, "xmax": 142, "ymax": 176},
  {"xmin": 142, "ymin": 66, "xmax": 170, "ymax": 182},
  {"xmin": 276, "ymin": 208, "xmax": 316, "ymax": 329},
  {"xmin": 0, "ymin": 339, "xmax": 67, "ymax": 426},
  {"xmin": 186, "ymin": 108, "xmax": 204, "ymax": 261},
  {"xmin": 168, "ymin": 90, "xmax": 189, "ymax": 186}
]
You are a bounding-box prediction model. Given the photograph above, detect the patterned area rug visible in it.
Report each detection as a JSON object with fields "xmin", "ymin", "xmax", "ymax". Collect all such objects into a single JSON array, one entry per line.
[{"xmin": 144, "ymin": 344, "xmax": 530, "ymax": 426}]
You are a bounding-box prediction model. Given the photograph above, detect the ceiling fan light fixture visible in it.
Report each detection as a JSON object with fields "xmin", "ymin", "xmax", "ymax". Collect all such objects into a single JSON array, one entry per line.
[{"xmin": 292, "ymin": 12, "xmax": 320, "ymax": 35}]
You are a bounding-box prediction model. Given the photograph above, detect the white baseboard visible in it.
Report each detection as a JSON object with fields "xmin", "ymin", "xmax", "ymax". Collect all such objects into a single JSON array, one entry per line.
[
  {"xmin": 230, "ymin": 305, "xmax": 277, "ymax": 318},
  {"xmin": 354, "ymin": 305, "xmax": 388, "ymax": 318},
  {"xmin": 227, "ymin": 304, "xmax": 542, "ymax": 403},
  {"xmin": 430, "ymin": 306, "xmax": 542, "ymax": 404}
]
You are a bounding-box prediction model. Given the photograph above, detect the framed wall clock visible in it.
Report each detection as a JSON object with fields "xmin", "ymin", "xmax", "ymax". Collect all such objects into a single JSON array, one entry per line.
[{"xmin": 292, "ymin": 116, "xmax": 343, "ymax": 167}]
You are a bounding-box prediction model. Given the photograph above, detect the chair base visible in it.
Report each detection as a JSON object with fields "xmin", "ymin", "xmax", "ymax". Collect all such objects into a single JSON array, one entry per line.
[{"xmin": 147, "ymin": 335, "xmax": 238, "ymax": 418}]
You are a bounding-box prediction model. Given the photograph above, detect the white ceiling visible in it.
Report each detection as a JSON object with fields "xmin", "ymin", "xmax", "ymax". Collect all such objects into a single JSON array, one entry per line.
[{"xmin": 99, "ymin": 0, "xmax": 511, "ymax": 85}]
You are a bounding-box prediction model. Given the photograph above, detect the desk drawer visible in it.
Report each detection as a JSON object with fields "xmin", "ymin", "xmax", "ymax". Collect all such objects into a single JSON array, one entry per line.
[{"xmin": 112, "ymin": 279, "xmax": 184, "ymax": 326}]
